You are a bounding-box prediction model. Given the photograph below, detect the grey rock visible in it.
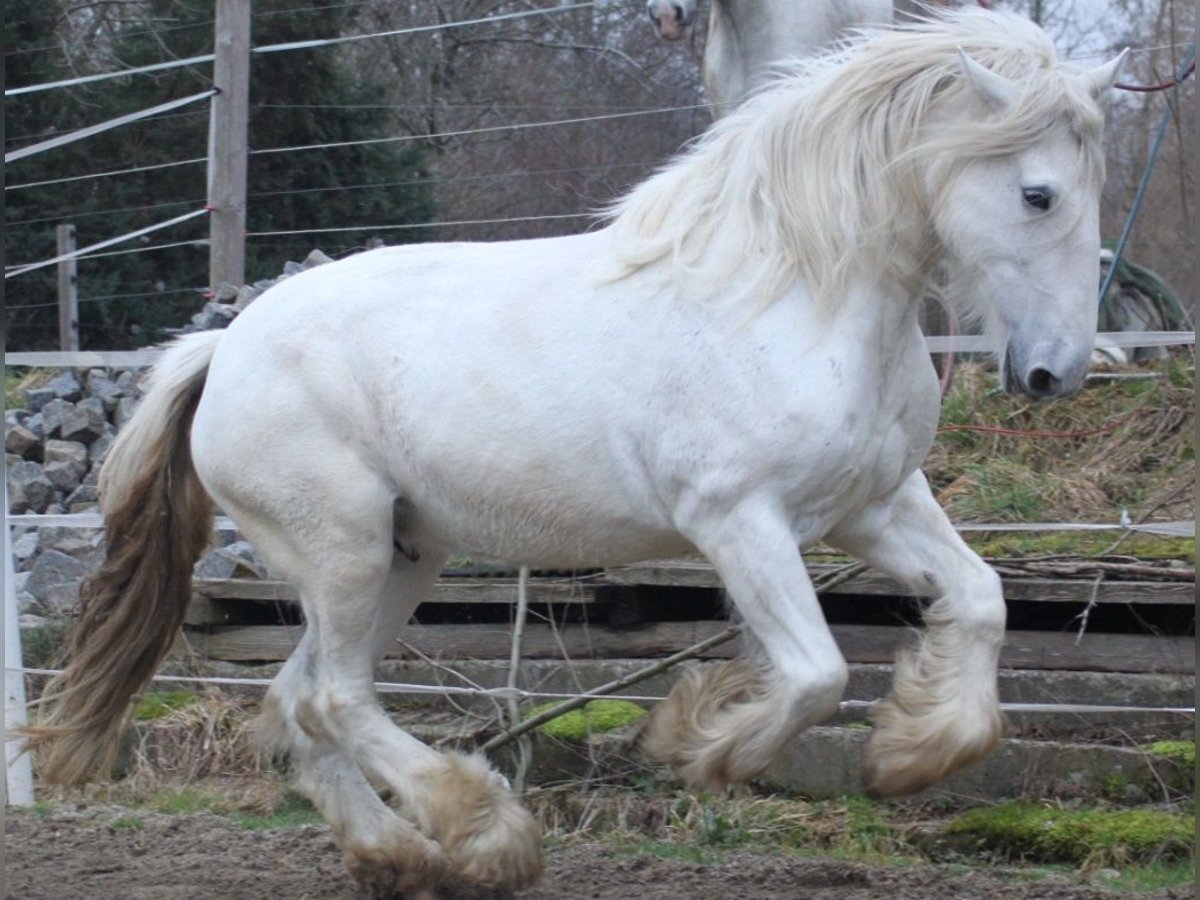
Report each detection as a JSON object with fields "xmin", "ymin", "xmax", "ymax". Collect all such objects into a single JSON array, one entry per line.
[
  {"xmin": 5, "ymin": 422, "xmax": 41, "ymax": 460},
  {"xmin": 19, "ymin": 611, "xmax": 48, "ymax": 629},
  {"xmin": 85, "ymin": 369, "xmax": 125, "ymax": 412},
  {"xmin": 43, "ymin": 440, "xmax": 89, "ymax": 491},
  {"xmin": 88, "ymin": 432, "xmax": 116, "ymax": 465},
  {"xmin": 40, "ymin": 398, "xmax": 75, "ymax": 438},
  {"xmin": 23, "ymin": 412, "xmax": 45, "ymax": 440},
  {"xmin": 282, "ymin": 260, "xmax": 305, "ymax": 276},
  {"xmin": 115, "ymin": 370, "xmax": 141, "ymax": 392},
  {"xmin": 191, "ymin": 302, "xmax": 238, "ymax": 331},
  {"xmin": 25, "ymin": 549, "xmax": 88, "ymax": 604},
  {"xmin": 60, "ymin": 397, "xmax": 108, "ymax": 443},
  {"xmin": 65, "ymin": 482, "xmax": 101, "ymax": 512},
  {"xmin": 114, "ymin": 396, "xmax": 139, "ymax": 428},
  {"xmin": 303, "ymin": 249, "xmax": 334, "ymax": 268},
  {"xmin": 41, "ymin": 370, "xmax": 83, "ymax": 402},
  {"xmin": 194, "ymin": 540, "xmax": 268, "ymax": 580},
  {"xmin": 12, "ymin": 530, "xmax": 40, "ymax": 564},
  {"xmin": 212, "ymin": 282, "xmax": 240, "ymax": 303},
  {"xmin": 43, "ymin": 581, "xmax": 81, "ymax": 614},
  {"xmin": 22, "ymin": 387, "xmax": 55, "ymax": 413},
  {"xmin": 7, "ymin": 460, "xmax": 55, "ymax": 513}
]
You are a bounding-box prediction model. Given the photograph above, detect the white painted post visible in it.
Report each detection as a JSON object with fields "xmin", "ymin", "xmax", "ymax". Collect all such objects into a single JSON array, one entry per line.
[{"xmin": 4, "ymin": 479, "xmax": 35, "ymax": 806}]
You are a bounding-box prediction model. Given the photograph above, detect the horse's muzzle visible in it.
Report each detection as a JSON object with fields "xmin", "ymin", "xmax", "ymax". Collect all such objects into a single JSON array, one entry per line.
[{"xmin": 1002, "ymin": 342, "xmax": 1087, "ymax": 399}]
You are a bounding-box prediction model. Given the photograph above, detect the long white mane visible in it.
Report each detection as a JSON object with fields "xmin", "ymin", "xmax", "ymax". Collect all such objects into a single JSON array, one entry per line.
[{"xmin": 605, "ymin": 8, "xmax": 1108, "ymax": 310}]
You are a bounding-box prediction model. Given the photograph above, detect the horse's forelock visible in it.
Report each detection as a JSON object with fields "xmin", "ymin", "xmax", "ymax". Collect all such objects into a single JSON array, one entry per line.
[{"xmin": 604, "ymin": 7, "xmax": 1109, "ymax": 309}]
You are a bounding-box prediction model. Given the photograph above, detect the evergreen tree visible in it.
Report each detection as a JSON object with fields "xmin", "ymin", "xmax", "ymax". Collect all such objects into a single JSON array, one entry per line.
[{"xmin": 5, "ymin": 1, "xmax": 434, "ymax": 350}]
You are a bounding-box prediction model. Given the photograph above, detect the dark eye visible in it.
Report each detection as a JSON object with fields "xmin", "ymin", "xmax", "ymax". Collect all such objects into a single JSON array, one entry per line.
[{"xmin": 1022, "ymin": 186, "xmax": 1053, "ymax": 212}]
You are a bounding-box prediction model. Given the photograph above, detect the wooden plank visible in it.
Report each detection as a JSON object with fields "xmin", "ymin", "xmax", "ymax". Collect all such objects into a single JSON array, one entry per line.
[
  {"xmin": 603, "ymin": 560, "xmax": 1195, "ymax": 605},
  {"xmin": 187, "ymin": 621, "xmax": 1195, "ymax": 674},
  {"xmin": 191, "ymin": 577, "xmax": 595, "ymax": 605}
]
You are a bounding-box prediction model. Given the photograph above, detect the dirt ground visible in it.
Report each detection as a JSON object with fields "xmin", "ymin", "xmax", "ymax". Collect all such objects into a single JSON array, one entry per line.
[{"xmin": 5, "ymin": 806, "xmax": 1193, "ymax": 900}]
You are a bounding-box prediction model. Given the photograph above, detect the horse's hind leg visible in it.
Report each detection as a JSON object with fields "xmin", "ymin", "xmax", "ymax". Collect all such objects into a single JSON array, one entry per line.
[
  {"xmin": 828, "ymin": 470, "xmax": 1005, "ymax": 797},
  {"xmin": 222, "ymin": 482, "xmax": 540, "ymax": 892}
]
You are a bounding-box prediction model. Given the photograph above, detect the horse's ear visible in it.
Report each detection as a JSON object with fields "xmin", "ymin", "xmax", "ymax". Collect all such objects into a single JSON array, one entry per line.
[
  {"xmin": 957, "ymin": 48, "xmax": 1018, "ymax": 111},
  {"xmin": 1081, "ymin": 48, "xmax": 1129, "ymax": 97}
]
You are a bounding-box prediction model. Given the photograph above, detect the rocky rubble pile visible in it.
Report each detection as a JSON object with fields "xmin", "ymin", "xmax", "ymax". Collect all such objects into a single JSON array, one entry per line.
[{"xmin": 6, "ymin": 251, "xmax": 333, "ymax": 621}]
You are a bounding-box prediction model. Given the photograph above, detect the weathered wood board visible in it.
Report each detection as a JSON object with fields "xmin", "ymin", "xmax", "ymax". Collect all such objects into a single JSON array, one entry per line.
[{"xmin": 184, "ymin": 621, "xmax": 1195, "ymax": 674}]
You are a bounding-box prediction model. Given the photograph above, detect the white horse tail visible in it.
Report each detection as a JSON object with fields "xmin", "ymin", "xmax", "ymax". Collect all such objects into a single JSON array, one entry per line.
[{"xmin": 23, "ymin": 330, "xmax": 223, "ymax": 783}]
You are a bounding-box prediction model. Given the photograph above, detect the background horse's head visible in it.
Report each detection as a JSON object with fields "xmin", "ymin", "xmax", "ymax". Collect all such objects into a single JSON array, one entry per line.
[
  {"xmin": 647, "ymin": 0, "xmax": 698, "ymax": 41},
  {"xmin": 928, "ymin": 43, "xmax": 1126, "ymax": 399},
  {"xmin": 609, "ymin": 9, "xmax": 1125, "ymax": 403}
]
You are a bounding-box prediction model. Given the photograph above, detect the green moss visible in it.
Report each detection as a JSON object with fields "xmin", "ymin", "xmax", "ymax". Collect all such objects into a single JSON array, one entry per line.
[
  {"xmin": 947, "ymin": 802, "xmax": 1195, "ymax": 865},
  {"xmin": 231, "ymin": 791, "xmax": 321, "ymax": 830},
  {"xmin": 1144, "ymin": 741, "xmax": 1196, "ymax": 768},
  {"xmin": 110, "ymin": 814, "xmax": 146, "ymax": 830},
  {"xmin": 526, "ymin": 699, "xmax": 647, "ymax": 740},
  {"xmin": 133, "ymin": 690, "xmax": 201, "ymax": 721},
  {"xmin": 149, "ymin": 786, "xmax": 225, "ymax": 815}
]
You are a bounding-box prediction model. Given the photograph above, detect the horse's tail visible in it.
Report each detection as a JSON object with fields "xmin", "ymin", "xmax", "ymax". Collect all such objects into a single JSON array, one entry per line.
[{"xmin": 21, "ymin": 330, "xmax": 223, "ymax": 783}]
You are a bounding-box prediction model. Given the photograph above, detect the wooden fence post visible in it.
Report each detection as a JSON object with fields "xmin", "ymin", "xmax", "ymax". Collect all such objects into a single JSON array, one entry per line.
[
  {"xmin": 55, "ymin": 224, "xmax": 79, "ymax": 351},
  {"xmin": 208, "ymin": 0, "xmax": 251, "ymax": 296}
]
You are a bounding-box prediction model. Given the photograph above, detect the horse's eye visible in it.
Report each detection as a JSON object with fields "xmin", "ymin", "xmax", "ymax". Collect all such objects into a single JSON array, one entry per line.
[{"xmin": 1022, "ymin": 186, "xmax": 1053, "ymax": 212}]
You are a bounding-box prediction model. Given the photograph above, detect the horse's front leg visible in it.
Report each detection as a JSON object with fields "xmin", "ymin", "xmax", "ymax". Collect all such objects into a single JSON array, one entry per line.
[
  {"xmin": 829, "ymin": 470, "xmax": 1006, "ymax": 797},
  {"xmin": 640, "ymin": 497, "xmax": 849, "ymax": 789}
]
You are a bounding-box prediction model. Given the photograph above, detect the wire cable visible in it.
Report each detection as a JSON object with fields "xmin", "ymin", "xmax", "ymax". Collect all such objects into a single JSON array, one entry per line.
[
  {"xmin": 5, "ymin": 3, "xmax": 595, "ymax": 97},
  {"xmin": 4, "ymin": 90, "xmax": 217, "ymax": 164}
]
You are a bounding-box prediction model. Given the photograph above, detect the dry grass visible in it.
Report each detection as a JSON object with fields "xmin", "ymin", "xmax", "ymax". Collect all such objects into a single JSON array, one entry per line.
[{"xmin": 927, "ymin": 356, "xmax": 1194, "ymax": 542}]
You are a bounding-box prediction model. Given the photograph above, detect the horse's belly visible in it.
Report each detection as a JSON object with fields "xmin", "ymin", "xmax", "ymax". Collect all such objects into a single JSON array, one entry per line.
[{"xmin": 413, "ymin": 483, "xmax": 693, "ymax": 568}]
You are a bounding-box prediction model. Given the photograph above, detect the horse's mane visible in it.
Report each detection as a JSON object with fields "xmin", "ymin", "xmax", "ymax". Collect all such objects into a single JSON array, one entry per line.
[{"xmin": 603, "ymin": 8, "xmax": 1108, "ymax": 310}]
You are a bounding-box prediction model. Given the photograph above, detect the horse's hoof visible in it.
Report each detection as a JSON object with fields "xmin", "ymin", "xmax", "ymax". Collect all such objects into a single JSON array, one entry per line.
[
  {"xmin": 862, "ymin": 695, "xmax": 1001, "ymax": 798},
  {"xmin": 417, "ymin": 752, "xmax": 544, "ymax": 890}
]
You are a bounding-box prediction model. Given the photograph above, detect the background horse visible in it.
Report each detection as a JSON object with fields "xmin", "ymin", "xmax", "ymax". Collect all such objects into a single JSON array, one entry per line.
[
  {"xmin": 25, "ymin": 10, "xmax": 1124, "ymax": 895},
  {"xmin": 647, "ymin": 0, "xmax": 893, "ymax": 115}
]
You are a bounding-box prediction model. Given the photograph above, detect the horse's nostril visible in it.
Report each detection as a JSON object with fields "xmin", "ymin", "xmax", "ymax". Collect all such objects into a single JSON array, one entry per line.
[
  {"xmin": 1027, "ymin": 367, "xmax": 1059, "ymax": 397},
  {"xmin": 673, "ymin": 3, "xmax": 685, "ymax": 22}
]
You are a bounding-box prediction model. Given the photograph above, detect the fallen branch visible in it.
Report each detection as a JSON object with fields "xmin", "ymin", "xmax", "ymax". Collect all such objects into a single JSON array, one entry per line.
[{"xmin": 481, "ymin": 561, "xmax": 867, "ymax": 753}]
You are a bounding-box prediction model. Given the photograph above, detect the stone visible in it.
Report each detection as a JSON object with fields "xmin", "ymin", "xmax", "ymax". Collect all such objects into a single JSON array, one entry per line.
[
  {"xmin": 282, "ymin": 260, "xmax": 304, "ymax": 276},
  {"xmin": 191, "ymin": 302, "xmax": 238, "ymax": 331},
  {"xmin": 85, "ymin": 368, "xmax": 125, "ymax": 412},
  {"xmin": 194, "ymin": 540, "xmax": 268, "ymax": 580},
  {"xmin": 12, "ymin": 530, "xmax": 40, "ymax": 565},
  {"xmin": 66, "ymin": 482, "xmax": 101, "ymax": 512},
  {"xmin": 22, "ymin": 387, "xmax": 55, "ymax": 413},
  {"xmin": 303, "ymin": 249, "xmax": 334, "ymax": 268},
  {"xmin": 43, "ymin": 440, "xmax": 89, "ymax": 492},
  {"xmin": 88, "ymin": 432, "xmax": 116, "ymax": 465},
  {"xmin": 60, "ymin": 397, "xmax": 107, "ymax": 443},
  {"xmin": 115, "ymin": 370, "xmax": 140, "ymax": 392},
  {"xmin": 41, "ymin": 370, "xmax": 83, "ymax": 402},
  {"xmin": 114, "ymin": 396, "xmax": 139, "ymax": 428},
  {"xmin": 39, "ymin": 398, "xmax": 75, "ymax": 438},
  {"xmin": 22, "ymin": 412, "xmax": 45, "ymax": 440},
  {"xmin": 5, "ymin": 422, "xmax": 41, "ymax": 461},
  {"xmin": 24, "ymin": 549, "xmax": 88, "ymax": 605},
  {"xmin": 7, "ymin": 460, "xmax": 55, "ymax": 513}
]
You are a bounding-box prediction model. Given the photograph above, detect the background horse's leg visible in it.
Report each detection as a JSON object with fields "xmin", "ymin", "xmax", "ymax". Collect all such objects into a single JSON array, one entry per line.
[
  {"xmin": 828, "ymin": 470, "xmax": 1006, "ymax": 798},
  {"xmin": 216, "ymin": 475, "xmax": 540, "ymax": 891},
  {"xmin": 641, "ymin": 497, "xmax": 848, "ymax": 789}
]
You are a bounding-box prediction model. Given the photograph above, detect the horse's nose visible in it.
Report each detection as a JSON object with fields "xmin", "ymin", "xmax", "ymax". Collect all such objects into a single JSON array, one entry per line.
[{"xmin": 1024, "ymin": 366, "xmax": 1062, "ymax": 398}]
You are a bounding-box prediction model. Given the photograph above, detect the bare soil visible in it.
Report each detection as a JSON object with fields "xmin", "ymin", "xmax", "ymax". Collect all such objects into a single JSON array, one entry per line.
[{"xmin": 5, "ymin": 805, "xmax": 1192, "ymax": 900}]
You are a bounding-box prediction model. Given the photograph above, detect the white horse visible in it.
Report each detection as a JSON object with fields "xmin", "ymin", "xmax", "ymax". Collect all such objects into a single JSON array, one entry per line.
[
  {"xmin": 647, "ymin": 0, "xmax": 893, "ymax": 115},
  {"xmin": 27, "ymin": 10, "xmax": 1124, "ymax": 894}
]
